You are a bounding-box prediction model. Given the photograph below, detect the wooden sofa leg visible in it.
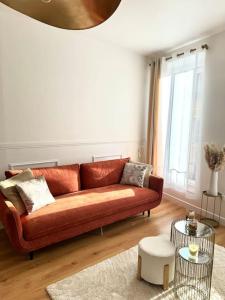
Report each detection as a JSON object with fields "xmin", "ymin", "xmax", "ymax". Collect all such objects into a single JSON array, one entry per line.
[
  {"xmin": 163, "ymin": 264, "xmax": 169, "ymax": 290},
  {"xmin": 137, "ymin": 255, "xmax": 142, "ymax": 280},
  {"xmin": 100, "ymin": 227, "xmax": 104, "ymax": 236},
  {"xmin": 29, "ymin": 252, "xmax": 34, "ymax": 260},
  {"xmin": 148, "ymin": 210, "xmax": 150, "ymax": 217},
  {"xmin": 142, "ymin": 211, "xmax": 145, "ymax": 216}
]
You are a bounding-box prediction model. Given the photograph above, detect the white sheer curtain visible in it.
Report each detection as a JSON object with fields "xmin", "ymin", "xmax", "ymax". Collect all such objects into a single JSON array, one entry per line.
[{"xmin": 156, "ymin": 50, "xmax": 206, "ymax": 199}]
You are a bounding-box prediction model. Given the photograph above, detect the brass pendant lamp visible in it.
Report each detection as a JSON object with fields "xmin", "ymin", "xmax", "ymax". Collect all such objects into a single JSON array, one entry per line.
[{"xmin": 0, "ymin": 0, "xmax": 121, "ymax": 29}]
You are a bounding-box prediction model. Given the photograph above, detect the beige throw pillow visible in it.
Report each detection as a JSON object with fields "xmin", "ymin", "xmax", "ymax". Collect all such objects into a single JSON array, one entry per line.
[
  {"xmin": 130, "ymin": 161, "xmax": 153, "ymax": 188},
  {"xmin": 16, "ymin": 176, "xmax": 55, "ymax": 214},
  {"xmin": 0, "ymin": 168, "xmax": 34, "ymax": 215},
  {"xmin": 120, "ymin": 162, "xmax": 147, "ymax": 188}
]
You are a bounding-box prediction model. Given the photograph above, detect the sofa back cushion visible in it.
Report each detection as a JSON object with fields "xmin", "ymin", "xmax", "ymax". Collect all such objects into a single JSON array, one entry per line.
[
  {"xmin": 80, "ymin": 158, "xmax": 129, "ymax": 189},
  {"xmin": 5, "ymin": 164, "xmax": 80, "ymax": 196}
]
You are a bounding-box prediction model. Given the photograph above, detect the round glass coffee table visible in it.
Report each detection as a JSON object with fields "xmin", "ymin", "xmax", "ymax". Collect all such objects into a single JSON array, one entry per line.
[
  {"xmin": 171, "ymin": 219, "xmax": 215, "ymax": 300},
  {"xmin": 171, "ymin": 219, "xmax": 215, "ymax": 257}
]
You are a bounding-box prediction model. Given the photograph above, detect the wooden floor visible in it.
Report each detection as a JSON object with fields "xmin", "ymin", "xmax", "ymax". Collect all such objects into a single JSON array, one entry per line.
[{"xmin": 0, "ymin": 199, "xmax": 225, "ymax": 300}]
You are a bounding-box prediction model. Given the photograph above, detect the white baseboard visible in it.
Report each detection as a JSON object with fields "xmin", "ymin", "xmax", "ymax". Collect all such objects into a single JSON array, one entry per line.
[{"xmin": 164, "ymin": 192, "xmax": 225, "ymax": 226}]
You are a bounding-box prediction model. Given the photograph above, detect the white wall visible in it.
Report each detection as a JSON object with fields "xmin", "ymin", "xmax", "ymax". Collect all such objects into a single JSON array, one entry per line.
[{"xmin": 0, "ymin": 4, "xmax": 148, "ymax": 178}]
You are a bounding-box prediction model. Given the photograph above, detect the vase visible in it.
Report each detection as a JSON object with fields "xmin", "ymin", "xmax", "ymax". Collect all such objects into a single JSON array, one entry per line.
[{"xmin": 208, "ymin": 170, "xmax": 218, "ymax": 196}]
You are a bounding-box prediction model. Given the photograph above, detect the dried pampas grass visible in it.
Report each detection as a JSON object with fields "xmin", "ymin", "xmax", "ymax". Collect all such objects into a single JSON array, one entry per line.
[{"xmin": 204, "ymin": 144, "xmax": 225, "ymax": 171}]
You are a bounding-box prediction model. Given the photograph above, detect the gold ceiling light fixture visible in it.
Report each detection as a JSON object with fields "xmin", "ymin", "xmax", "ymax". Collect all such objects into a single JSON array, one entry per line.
[{"xmin": 0, "ymin": 0, "xmax": 122, "ymax": 30}]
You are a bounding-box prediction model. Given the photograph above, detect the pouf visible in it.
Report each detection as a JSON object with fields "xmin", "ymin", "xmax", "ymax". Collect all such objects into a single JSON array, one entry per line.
[{"xmin": 137, "ymin": 236, "xmax": 175, "ymax": 290}]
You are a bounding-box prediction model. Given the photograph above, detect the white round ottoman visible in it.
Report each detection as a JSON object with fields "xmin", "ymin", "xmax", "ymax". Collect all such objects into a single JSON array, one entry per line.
[{"xmin": 137, "ymin": 236, "xmax": 175, "ymax": 290}]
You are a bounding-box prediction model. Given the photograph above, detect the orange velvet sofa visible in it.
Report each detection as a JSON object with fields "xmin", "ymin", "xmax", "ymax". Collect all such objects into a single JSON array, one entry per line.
[{"xmin": 0, "ymin": 158, "xmax": 163, "ymax": 258}]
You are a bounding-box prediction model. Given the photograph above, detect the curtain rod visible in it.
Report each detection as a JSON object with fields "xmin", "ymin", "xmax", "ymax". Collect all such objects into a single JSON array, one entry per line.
[
  {"xmin": 148, "ymin": 44, "xmax": 208, "ymax": 66},
  {"xmin": 165, "ymin": 43, "xmax": 209, "ymax": 61}
]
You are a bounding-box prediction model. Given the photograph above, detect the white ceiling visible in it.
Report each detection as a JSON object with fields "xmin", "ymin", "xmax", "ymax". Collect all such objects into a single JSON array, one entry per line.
[
  {"xmin": 1, "ymin": 0, "xmax": 225, "ymax": 55},
  {"xmin": 86, "ymin": 0, "xmax": 225, "ymax": 55}
]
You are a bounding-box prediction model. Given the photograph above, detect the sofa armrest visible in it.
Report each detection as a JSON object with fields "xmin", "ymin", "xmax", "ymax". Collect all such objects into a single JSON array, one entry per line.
[
  {"xmin": 0, "ymin": 194, "xmax": 23, "ymax": 244},
  {"xmin": 4, "ymin": 201, "xmax": 23, "ymax": 234},
  {"xmin": 149, "ymin": 175, "xmax": 164, "ymax": 200},
  {"xmin": 0, "ymin": 194, "xmax": 31, "ymax": 253}
]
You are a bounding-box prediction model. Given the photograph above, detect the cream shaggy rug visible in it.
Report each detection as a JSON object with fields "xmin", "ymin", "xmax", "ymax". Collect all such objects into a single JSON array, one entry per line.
[{"xmin": 47, "ymin": 245, "xmax": 225, "ymax": 300}]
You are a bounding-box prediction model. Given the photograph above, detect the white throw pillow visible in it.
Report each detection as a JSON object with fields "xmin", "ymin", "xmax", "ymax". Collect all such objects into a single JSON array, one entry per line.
[
  {"xmin": 0, "ymin": 168, "xmax": 34, "ymax": 215},
  {"xmin": 16, "ymin": 176, "xmax": 55, "ymax": 214},
  {"xmin": 130, "ymin": 161, "xmax": 153, "ymax": 188},
  {"xmin": 120, "ymin": 163, "xmax": 147, "ymax": 188}
]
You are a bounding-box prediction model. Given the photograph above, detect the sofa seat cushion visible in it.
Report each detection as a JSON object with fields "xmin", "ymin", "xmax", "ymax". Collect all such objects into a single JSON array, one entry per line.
[
  {"xmin": 80, "ymin": 158, "xmax": 129, "ymax": 189},
  {"xmin": 21, "ymin": 184, "xmax": 159, "ymax": 241}
]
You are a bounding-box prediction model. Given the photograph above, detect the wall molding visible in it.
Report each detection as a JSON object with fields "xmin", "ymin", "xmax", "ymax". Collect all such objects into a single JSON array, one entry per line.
[
  {"xmin": 164, "ymin": 192, "xmax": 225, "ymax": 226},
  {"xmin": 0, "ymin": 140, "xmax": 146, "ymax": 150}
]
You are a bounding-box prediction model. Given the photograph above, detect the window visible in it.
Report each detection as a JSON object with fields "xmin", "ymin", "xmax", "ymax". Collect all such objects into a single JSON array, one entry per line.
[{"xmin": 157, "ymin": 51, "xmax": 205, "ymax": 198}]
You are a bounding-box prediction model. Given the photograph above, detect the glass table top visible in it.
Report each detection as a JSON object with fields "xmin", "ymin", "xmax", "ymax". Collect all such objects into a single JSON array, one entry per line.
[
  {"xmin": 174, "ymin": 220, "xmax": 213, "ymax": 238},
  {"xmin": 179, "ymin": 247, "xmax": 210, "ymax": 264}
]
